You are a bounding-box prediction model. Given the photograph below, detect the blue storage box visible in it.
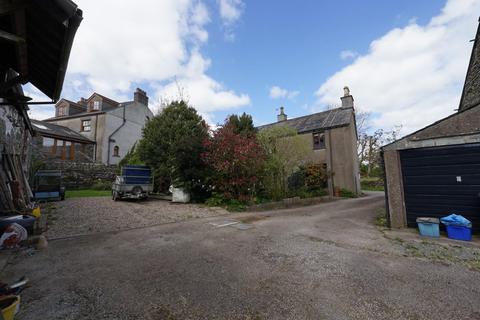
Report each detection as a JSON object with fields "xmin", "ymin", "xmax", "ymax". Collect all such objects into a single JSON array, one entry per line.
[
  {"xmin": 445, "ymin": 225, "xmax": 472, "ymax": 241},
  {"xmin": 416, "ymin": 217, "xmax": 440, "ymax": 238}
]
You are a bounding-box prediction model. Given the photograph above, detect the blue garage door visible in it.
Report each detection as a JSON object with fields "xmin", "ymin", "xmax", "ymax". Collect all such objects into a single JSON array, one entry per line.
[{"xmin": 400, "ymin": 143, "xmax": 480, "ymax": 233}]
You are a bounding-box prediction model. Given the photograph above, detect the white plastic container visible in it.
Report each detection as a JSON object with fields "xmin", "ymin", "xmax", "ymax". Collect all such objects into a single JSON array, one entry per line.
[{"xmin": 169, "ymin": 186, "xmax": 190, "ymax": 203}]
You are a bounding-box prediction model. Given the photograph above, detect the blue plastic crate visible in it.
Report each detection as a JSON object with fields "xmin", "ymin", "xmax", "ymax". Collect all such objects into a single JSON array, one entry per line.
[
  {"xmin": 446, "ymin": 225, "xmax": 472, "ymax": 241},
  {"xmin": 417, "ymin": 222, "xmax": 440, "ymax": 238}
]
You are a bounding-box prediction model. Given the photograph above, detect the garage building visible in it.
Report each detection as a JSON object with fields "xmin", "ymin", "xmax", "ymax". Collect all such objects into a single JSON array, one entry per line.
[{"xmin": 382, "ymin": 19, "xmax": 480, "ymax": 233}]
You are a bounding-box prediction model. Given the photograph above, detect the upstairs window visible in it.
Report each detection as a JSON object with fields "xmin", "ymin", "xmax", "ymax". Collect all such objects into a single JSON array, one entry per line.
[
  {"xmin": 313, "ymin": 132, "xmax": 325, "ymax": 150},
  {"xmin": 81, "ymin": 120, "xmax": 91, "ymax": 132},
  {"xmin": 113, "ymin": 146, "xmax": 120, "ymax": 157},
  {"xmin": 93, "ymin": 100, "xmax": 100, "ymax": 110},
  {"xmin": 57, "ymin": 106, "xmax": 66, "ymax": 116}
]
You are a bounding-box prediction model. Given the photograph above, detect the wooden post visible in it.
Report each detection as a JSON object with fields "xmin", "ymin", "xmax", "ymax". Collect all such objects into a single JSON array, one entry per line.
[
  {"xmin": 52, "ymin": 139, "xmax": 57, "ymax": 155},
  {"xmin": 61, "ymin": 140, "xmax": 66, "ymax": 160},
  {"xmin": 70, "ymin": 142, "xmax": 75, "ymax": 160}
]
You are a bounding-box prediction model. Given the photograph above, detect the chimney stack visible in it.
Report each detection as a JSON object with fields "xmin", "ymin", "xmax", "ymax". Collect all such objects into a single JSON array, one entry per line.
[
  {"xmin": 134, "ymin": 88, "xmax": 149, "ymax": 106},
  {"xmin": 277, "ymin": 106, "xmax": 287, "ymax": 122},
  {"xmin": 340, "ymin": 86, "xmax": 354, "ymax": 109},
  {"xmin": 77, "ymin": 97, "xmax": 87, "ymax": 106}
]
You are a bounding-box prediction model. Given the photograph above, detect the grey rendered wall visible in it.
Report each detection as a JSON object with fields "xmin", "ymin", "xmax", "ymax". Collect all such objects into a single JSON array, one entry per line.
[
  {"xmin": 297, "ymin": 132, "xmax": 327, "ymax": 164},
  {"xmin": 327, "ymin": 115, "xmax": 360, "ymax": 194},
  {"xmin": 104, "ymin": 102, "xmax": 153, "ymax": 165}
]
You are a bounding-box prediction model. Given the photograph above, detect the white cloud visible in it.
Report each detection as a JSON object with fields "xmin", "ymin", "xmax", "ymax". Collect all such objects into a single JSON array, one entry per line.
[
  {"xmin": 340, "ymin": 50, "xmax": 359, "ymax": 60},
  {"xmin": 218, "ymin": 0, "xmax": 244, "ymax": 41},
  {"xmin": 315, "ymin": 0, "xmax": 480, "ymax": 135},
  {"xmin": 155, "ymin": 51, "xmax": 250, "ymax": 116},
  {"xmin": 269, "ymin": 86, "xmax": 299, "ymax": 100},
  {"xmin": 27, "ymin": 0, "xmax": 249, "ymax": 122}
]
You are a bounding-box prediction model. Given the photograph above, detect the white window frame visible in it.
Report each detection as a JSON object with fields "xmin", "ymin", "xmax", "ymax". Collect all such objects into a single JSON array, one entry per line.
[{"xmin": 81, "ymin": 119, "xmax": 91, "ymax": 132}]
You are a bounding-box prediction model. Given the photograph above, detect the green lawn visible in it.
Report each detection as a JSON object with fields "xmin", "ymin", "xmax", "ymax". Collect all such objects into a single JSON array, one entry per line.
[{"xmin": 66, "ymin": 189, "xmax": 111, "ymax": 198}]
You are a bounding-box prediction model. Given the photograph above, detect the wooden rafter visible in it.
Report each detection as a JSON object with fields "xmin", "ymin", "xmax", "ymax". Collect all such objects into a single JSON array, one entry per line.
[
  {"xmin": 0, "ymin": 29, "xmax": 25, "ymax": 43},
  {"xmin": 13, "ymin": 9, "xmax": 28, "ymax": 78},
  {"xmin": 0, "ymin": 0, "xmax": 29, "ymax": 16}
]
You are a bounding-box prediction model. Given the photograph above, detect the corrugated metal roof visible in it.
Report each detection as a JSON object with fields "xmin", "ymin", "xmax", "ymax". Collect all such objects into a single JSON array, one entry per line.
[{"xmin": 258, "ymin": 107, "xmax": 353, "ymax": 133}]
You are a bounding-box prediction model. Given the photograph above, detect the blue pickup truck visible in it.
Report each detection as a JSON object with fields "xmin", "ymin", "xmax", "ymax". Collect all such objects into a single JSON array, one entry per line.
[{"xmin": 112, "ymin": 165, "xmax": 153, "ymax": 201}]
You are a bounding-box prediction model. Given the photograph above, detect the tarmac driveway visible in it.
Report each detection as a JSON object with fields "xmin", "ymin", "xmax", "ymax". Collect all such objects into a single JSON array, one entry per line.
[{"xmin": 4, "ymin": 192, "xmax": 480, "ymax": 319}]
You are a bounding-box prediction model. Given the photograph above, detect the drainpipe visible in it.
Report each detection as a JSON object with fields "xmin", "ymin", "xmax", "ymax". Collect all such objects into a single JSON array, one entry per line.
[
  {"xmin": 93, "ymin": 114, "xmax": 98, "ymax": 162},
  {"xmin": 107, "ymin": 105, "xmax": 126, "ymax": 165},
  {"xmin": 327, "ymin": 130, "xmax": 335, "ymax": 197},
  {"xmin": 328, "ymin": 130, "xmax": 335, "ymax": 195},
  {"xmin": 380, "ymin": 149, "xmax": 391, "ymax": 228}
]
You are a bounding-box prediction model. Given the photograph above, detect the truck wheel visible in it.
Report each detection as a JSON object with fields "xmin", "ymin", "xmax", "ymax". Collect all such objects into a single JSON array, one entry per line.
[{"xmin": 132, "ymin": 186, "xmax": 143, "ymax": 196}]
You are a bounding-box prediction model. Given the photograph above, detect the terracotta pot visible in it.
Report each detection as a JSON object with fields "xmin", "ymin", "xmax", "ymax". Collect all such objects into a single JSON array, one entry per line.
[{"xmin": 334, "ymin": 187, "xmax": 340, "ymax": 197}]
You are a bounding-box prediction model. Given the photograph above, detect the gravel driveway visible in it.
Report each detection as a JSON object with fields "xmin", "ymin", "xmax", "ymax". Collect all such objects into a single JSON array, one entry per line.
[
  {"xmin": 4, "ymin": 192, "xmax": 480, "ymax": 319},
  {"xmin": 45, "ymin": 197, "xmax": 228, "ymax": 238}
]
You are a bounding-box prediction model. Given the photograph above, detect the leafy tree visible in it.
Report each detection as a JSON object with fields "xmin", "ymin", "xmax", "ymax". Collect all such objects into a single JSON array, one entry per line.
[
  {"xmin": 118, "ymin": 143, "xmax": 144, "ymax": 168},
  {"xmin": 226, "ymin": 112, "xmax": 256, "ymax": 136},
  {"xmin": 257, "ymin": 126, "xmax": 310, "ymax": 200},
  {"xmin": 137, "ymin": 100, "xmax": 209, "ymax": 192},
  {"xmin": 202, "ymin": 121, "xmax": 265, "ymax": 200}
]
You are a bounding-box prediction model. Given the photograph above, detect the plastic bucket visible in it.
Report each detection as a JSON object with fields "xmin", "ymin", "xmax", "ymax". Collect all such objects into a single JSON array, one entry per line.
[
  {"xmin": 446, "ymin": 225, "xmax": 472, "ymax": 241},
  {"xmin": 416, "ymin": 217, "xmax": 440, "ymax": 238},
  {"xmin": 0, "ymin": 296, "xmax": 20, "ymax": 320}
]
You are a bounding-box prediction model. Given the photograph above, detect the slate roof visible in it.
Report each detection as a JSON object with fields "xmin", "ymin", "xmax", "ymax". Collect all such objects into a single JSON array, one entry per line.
[
  {"xmin": 458, "ymin": 19, "xmax": 480, "ymax": 112},
  {"xmin": 31, "ymin": 119, "xmax": 94, "ymax": 144},
  {"xmin": 44, "ymin": 99, "xmax": 135, "ymax": 122},
  {"xmin": 258, "ymin": 107, "xmax": 354, "ymax": 133}
]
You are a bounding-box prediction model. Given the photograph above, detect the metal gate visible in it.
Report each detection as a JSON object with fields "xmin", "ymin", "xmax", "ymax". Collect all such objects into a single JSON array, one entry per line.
[{"xmin": 400, "ymin": 143, "xmax": 480, "ymax": 232}]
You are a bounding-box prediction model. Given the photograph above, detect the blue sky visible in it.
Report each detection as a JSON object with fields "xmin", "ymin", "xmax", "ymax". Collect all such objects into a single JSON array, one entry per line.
[{"xmin": 27, "ymin": 0, "xmax": 479, "ymax": 135}]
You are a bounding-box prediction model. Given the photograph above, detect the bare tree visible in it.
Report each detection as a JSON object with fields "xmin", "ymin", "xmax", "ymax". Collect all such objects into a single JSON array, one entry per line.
[
  {"xmin": 356, "ymin": 111, "xmax": 371, "ymax": 164},
  {"xmin": 356, "ymin": 111, "xmax": 402, "ymax": 177}
]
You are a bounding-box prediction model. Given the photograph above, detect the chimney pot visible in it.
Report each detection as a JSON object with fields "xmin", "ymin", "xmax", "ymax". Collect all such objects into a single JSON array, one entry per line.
[{"xmin": 340, "ymin": 86, "xmax": 354, "ymax": 109}]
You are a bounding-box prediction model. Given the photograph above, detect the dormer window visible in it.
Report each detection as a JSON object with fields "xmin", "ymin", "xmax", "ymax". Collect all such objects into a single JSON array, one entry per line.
[
  {"xmin": 57, "ymin": 106, "xmax": 66, "ymax": 116},
  {"xmin": 93, "ymin": 100, "xmax": 100, "ymax": 110}
]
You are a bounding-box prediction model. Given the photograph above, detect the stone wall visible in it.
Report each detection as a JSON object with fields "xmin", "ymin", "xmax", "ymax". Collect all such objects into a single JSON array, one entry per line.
[
  {"xmin": 42, "ymin": 161, "xmax": 118, "ymax": 189},
  {"xmin": 0, "ymin": 102, "xmax": 33, "ymax": 213}
]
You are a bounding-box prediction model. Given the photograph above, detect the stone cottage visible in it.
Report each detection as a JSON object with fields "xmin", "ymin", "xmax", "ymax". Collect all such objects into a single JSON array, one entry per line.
[
  {"xmin": 382, "ymin": 19, "xmax": 480, "ymax": 232},
  {"xmin": 259, "ymin": 88, "xmax": 361, "ymax": 195},
  {"xmin": 44, "ymin": 88, "xmax": 154, "ymax": 165}
]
